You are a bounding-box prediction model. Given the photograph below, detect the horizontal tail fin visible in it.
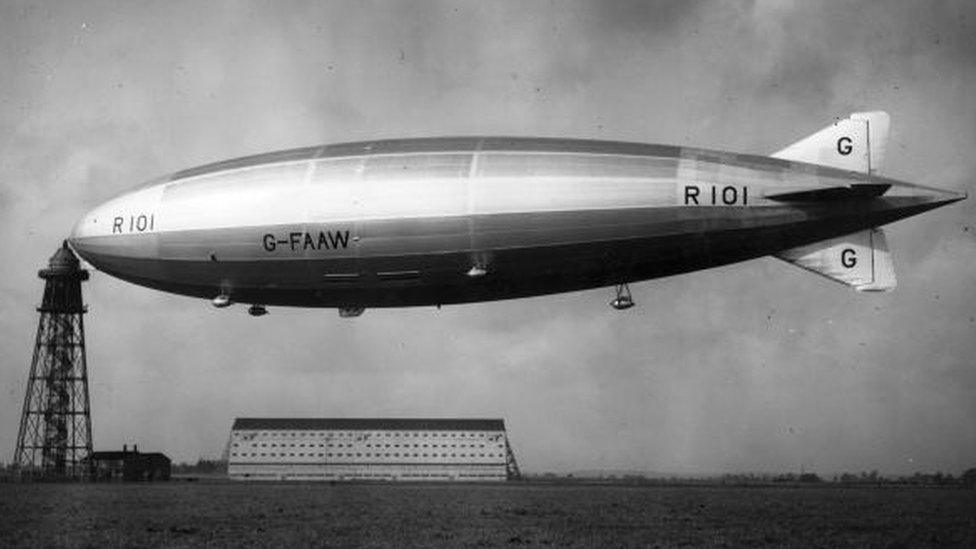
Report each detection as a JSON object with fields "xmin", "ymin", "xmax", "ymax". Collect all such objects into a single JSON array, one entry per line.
[
  {"xmin": 774, "ymin": 228, "xmax": 896, "ymax": 292},
  {"xmin": 765, "ymin": 184, "xmax": 890, "ymax": 202},
  {"xmin": 772, "ymin": 111, "xmax": 889, "ymax": 174}
]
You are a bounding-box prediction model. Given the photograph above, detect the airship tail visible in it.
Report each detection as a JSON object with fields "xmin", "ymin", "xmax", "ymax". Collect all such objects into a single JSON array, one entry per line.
[
  {"xmin": 772, "ymin": 111, "xmax": 890, "ymax": 174},
  {"xmin": 774, "ymin": 227, "xmax": 897, "ymax": 292}
]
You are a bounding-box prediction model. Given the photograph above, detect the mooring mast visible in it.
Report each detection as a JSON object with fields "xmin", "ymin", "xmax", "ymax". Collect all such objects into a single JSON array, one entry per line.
[{"xmin": 13, "ymin": 241, "xmax": 93, "ymax": 479}]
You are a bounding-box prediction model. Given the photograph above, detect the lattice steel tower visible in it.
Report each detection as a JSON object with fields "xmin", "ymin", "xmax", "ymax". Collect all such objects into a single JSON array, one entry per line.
[{"xmin": 13, "ymin": 241, "xmax": 93, "ymax": 479}]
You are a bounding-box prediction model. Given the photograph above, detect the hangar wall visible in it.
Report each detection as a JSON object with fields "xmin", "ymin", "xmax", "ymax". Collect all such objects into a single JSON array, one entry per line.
[{"xmin": 227, "ymin": 418, "xmax": 517, "ymax": 481}]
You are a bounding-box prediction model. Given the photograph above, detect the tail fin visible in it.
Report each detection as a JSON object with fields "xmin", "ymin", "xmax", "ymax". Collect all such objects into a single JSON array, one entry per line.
[
  {"xmin": 772, "ymin": 111, "xmax": 889, "ymax": 174},
  {"xmin": 775, "ymin": 228, "xmax": 896, "ymax": 292}
]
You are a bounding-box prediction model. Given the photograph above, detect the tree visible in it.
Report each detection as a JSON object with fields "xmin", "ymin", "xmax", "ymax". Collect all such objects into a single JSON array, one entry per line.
[
  {"xmin": 799, "ymin": 472, "xmax": 823, "ymax": 483},
  {"xmin": 962, "ymin": 468, "xmax": 976, "ymax": 489}
]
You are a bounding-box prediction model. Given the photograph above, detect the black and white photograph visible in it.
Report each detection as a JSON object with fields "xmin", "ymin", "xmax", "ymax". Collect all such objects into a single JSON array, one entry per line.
[{"xmin": 1, "ymin": 1, "xmax": 975, "ymax": 546}]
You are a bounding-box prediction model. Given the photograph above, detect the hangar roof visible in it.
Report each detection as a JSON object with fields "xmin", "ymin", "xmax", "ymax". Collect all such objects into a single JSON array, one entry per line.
[{"xmin": 232, "ymin": 418, "xmax": 506, "ymax": 432}]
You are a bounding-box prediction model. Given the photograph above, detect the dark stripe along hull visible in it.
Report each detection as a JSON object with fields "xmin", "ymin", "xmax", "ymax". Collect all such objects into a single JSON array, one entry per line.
[{"xmin": 79, "ymin": 196, "xmax": 945, "ymax": 307}]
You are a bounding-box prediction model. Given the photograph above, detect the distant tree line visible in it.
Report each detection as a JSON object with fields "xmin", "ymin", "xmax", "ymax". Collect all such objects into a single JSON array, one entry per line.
[
  {"xmin": 3, "ymin": 460, "xmax": 975, "ymax": 487},
  {"xmin": 169, "ymin": 458, "xmax": 227, "ymax": 475},
  {"xmin": 0, "ymin": 459, "xmax": 227, "ymax": 482},
  {"xmin": 526, "ymin": 468, "xmax": 976, "ymax": 488}
]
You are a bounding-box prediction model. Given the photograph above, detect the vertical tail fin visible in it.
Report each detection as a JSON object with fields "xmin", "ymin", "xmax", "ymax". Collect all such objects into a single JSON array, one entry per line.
[
  {"xmin": 772, "ymin": 111, "xmax": 889, "ymax": 174},
  {"xmin": 775, "ymin": 228, "xmax": 896, "ymax": 292}
]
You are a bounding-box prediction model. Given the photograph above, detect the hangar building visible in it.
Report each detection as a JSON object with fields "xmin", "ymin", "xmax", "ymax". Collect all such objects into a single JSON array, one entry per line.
[{"xmin": 227, "ymin": 418, "xmax": 520, "ymax": 481}]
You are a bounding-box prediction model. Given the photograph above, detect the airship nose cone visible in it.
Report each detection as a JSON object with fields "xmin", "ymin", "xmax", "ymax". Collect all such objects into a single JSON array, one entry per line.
[
  {"xmin": 67, "ymin": 203, "xmax": 110, "ymax": 261},
  {"xmin": 67, "ymin": 209, "xmax": 94, "ymax": 257},
  {"xmin": 69, "ymin": 210, "xmax": 92, "ymax": 241},
  {"xmin": 66, "ymin": 182, "xmax": 165, "ymax": 271}
]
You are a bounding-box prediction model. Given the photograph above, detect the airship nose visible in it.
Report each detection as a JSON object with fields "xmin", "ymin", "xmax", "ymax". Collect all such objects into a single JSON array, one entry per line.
[
  {"xmin": 66, "ymin": 182, "xmax": 166, "ymax": 271},
  {"xmin": 67, "ymin": 206, "xmax": 104, "ymax": 266},
  {"xmin": 69, "ymin": 209, "xmax": 95, "ymax": 241}
]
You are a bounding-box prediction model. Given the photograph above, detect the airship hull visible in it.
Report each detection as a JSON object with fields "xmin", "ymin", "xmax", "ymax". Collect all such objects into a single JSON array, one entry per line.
[
  {"xmin": 79, "ymin": 207, "xmax": 938, "ymax": 308},
  {"xmin": 68, "ymin": 135, "xmax": 962, "ymax": 309}
]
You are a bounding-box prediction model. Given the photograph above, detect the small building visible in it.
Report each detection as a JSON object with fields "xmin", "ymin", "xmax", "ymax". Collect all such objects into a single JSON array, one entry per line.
[
  {"xmin": 228, "ymin": 418, "xmax": 520, "ymax": 482},
  {"xmin": 88, "ymin": 445, "xmax": 171, "ymax": 481}
]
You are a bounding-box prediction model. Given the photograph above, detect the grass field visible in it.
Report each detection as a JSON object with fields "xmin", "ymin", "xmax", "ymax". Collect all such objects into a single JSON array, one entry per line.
[{"xmin": 1, "ymin": 482, "xmax": 974, "ymax": 547}]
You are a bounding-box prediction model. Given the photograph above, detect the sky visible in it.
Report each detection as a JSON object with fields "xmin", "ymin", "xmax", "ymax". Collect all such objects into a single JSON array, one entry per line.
[{"xmin": 1, "ymin": 0, "xmax": 974, "ymax": 476}]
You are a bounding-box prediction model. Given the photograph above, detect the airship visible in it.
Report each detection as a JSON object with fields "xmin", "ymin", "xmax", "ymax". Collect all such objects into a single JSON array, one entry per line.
[{"xmin": 68, "ymin": 111, "xmax": 964, "ymax": 317}]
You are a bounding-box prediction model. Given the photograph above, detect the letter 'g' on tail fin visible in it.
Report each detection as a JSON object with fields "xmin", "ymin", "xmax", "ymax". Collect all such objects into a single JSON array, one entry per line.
[
  {"xmin": 772, "ymin": 111, "xmax": 890, "ymax": 174},
  {"xmin": 775, "ymin": 228, "xmax": 896, "ymax": 292}
]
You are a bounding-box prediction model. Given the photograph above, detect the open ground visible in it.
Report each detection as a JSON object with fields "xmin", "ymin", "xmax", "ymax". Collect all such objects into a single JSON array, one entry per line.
[{"xmin": 1, "ymin": 482, "xmax": 974, "ymax": 547}]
